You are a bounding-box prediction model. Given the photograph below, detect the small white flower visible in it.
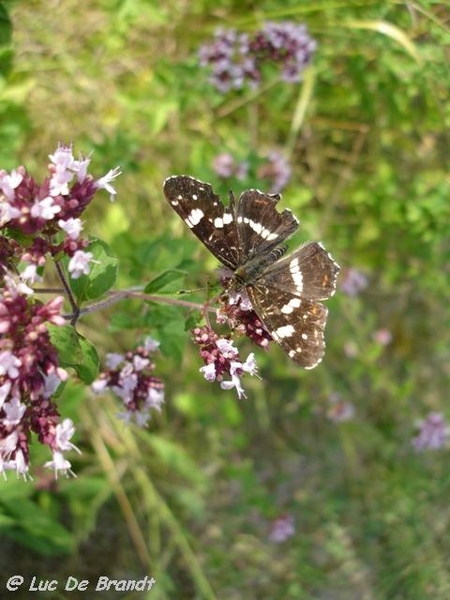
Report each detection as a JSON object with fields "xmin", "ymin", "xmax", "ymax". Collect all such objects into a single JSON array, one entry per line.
[
  {"xmin": 119, "ymin": 370, "xmax": 138, "ymax": 392},
  {"xmin": 44, "ymin": 451, "xmax": 75, "ymax": 478},
  {"xmin": 242, "ymin": 352, "xmax": 258, "ymax": 376},
  {"xmin": 68, "ymin": 250, "xmax": 93, "ymax": 279},
  {"xmin": 49, "ymin": 144, "xmax": 75, "ymax": 171},
  {"xmin": 229, "ymin": 360, "xmax": 243, "ymax": 376},
  {"xmin": 31, "ymin": 196, "xmax": 62, "ymax": 220},
  {"xmin": 0, "ymin": 381, "xmax": 12, "ymax": 409},
  {"xmin": 144, "ymin": 337, "xmax": 160, "ymax": 352},
  {"xmin": 31, "ymin": 196, "xmax": 61, "ymax": 219},
  {"xmin": 95, "ymin": 166, "xmax": 122, "ymax": 201},
  {"xmin": 0, "ymin": 449, "xmax": 30, "ymax": 480},
  {"xmin": 12, "ymin": 449, "xmax": 30, "ymax": 479},
  {"xmin": 42, "ymin": 372, "xmax": 65, "ymax": 398},
  {"xmin": 91, "ymin": 378, "xmax": 108, "ymax": 394},
  {"xmin": 2, "ymin": 396, "xmax": 26, "ymax": 426},
  {"xmin": 0, "ymin": 430, "xmax": 19, "ymax": 456},
  {"xmin": 55, "ymin": 418, "xmax": 81, "ymax": 454},
  {"xmin": 72, "ymin": 155, "xmax": 92, "ymax": 183},
  {"xmin": 0, "ymin": 169, "xmax": 23, "ymax": 201},
  {"xmin": 58, "ymin": 217, "xmax": 83, "ymax": 240},
  {"xmin": 0, "ymin": 200, "xmax": 21, "ymax": 226},
  {"xmin": 146, "ymin": 387, "xmax": 164, "ymax": 409},
  {"xmin": 0, "ymin": 351, "xmax": 22, "ymax": 379},
  {"xmin": 20, "ymin": 264, "xmax": 42, "ymax": 286},
  {"xmin": 216, "ymin": 338, "xmax": 238, "ymax": 357},
  {"xmin": 49, "ymin": 170, "xmax": 73, "ymax": 196},
  {"xmin": 228, "ymin": 288, "xmax": 253, "ymax": 311},
  {"xmin": 220, "ymin": 374, "xmax": 246, "ymax": 399},
  {"xmin": 105, "ymin": 352, "xmax": 125, "ymax": 369},
  {"xmin": 111, "ymin": 385, "xmax": 133, "ymax": 404},
  {"xmin": 133, "ymin": 356, "xmax": 150, "ymax": 371},
  {"xmin": 3, "ymin": 272, "xmax": 34, "ymax": 297},
  {"xmin": 200, "ymin": 362, "xmax": 217, "ymax": 381}
]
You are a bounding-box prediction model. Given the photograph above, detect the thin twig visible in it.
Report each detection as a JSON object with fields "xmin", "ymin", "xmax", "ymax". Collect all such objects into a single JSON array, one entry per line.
[
  {"xmin": 55, "ymin": 261, "xmax": 79, "ymax": 325},
  {"xmin": 34, "ymin": 287, "xmax": 66, "ymax": 294},
  {"xmin": 62, "ymin": 288, "xmax": 217, "ymax": 321}
]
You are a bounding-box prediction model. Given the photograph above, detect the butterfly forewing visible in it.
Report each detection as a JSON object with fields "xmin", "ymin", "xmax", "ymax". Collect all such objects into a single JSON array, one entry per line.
[
  {"xmin": 163, "ymin": 175, "xmax": 340, "ymax": 368},
  {"xmin": 164, "ymin": 175, "xmax": 239, "ymax": 270},
  {"xmin": 235, "ymin": 190, "xmax": 299, "ymax": 261}
]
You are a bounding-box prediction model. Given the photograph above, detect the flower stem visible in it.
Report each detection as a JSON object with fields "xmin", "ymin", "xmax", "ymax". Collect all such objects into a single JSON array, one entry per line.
[
  {"xmin": 62, "ymin": 288, "xmax": 217, "ymax": 321},
  {"xmin": 55, "ymin": 261, "xmax": 80, "ymax": 326}
]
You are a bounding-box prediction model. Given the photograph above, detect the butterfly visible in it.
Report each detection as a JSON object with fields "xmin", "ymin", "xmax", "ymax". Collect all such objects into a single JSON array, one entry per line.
[{"xmin": 164, "ymin": 175, "xmax": 340, "ymax": 368}]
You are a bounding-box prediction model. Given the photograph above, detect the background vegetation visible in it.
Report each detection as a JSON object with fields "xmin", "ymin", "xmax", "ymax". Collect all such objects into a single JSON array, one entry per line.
[{"xmin": 1, "ymin": 1, "xmax": 449, "ymax": 598}]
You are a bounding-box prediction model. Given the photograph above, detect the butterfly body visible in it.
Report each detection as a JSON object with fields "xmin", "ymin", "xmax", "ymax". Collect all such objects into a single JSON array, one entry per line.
[{"xmin": 164, "ymin": 175, "xmax": 340, "ymax": 369}]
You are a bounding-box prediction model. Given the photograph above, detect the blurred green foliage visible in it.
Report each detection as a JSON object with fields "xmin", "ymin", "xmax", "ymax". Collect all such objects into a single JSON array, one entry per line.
[{"xmin": 1, "ymin": 0, "xmax": 450, "ymax": 598}]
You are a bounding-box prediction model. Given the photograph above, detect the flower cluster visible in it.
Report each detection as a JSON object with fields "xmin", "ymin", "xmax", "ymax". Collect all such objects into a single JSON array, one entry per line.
[
  {"xmin": 412, "ymin": 412, "xmax": 449, "ymax": 451},
  {"xmin": 340, "ymin": 268, "xmax": 369, "ymax": 297},
  {"xmin": 372, "ymin": 328, "xmax": 392, "ymax": 346},
  {"xmin": 212, "ymin": 153, "xmax": 249, "ymax": 181},
  {"xmin": 250, "ymin": 22, "xmax": 317, "ymax": 83},
  {"xmin": 91, "ymin": 338, "xmax": 165, "ymax": 427},
  {"xmin": 0, "ymin": 143, "xmax": 121, "ymax": 282},
  {"xmin": 198, "ymin": 29, "xmax": 259, "ymax": 93},
  {"xmin": 212, "ymin": 150, "xmax": 292, "ymax": 192},
  {"xmin": 192, "ymin": 326, "xmax": 258, "ymax": 399},
  {"xmin": 257, "ymin": 150, "xmax": 292, "ymax": 193},
  {"xmin": 0, "ymin": 275, "xmax": 78, "ymax": 478},
  {"xmin": 216, "ymin": 292, "xmax": 272, "ymax": 351},
  {"xmin": 326, "ymin": 393, "xmax": 355, "ymax": 423},
  {"xmin": 268, "ymin": 514, "xmax": 296, "ymax": 543},
  {"xmin": 199, "ymin": 21, "xmax": 316, "ymax": 93}
]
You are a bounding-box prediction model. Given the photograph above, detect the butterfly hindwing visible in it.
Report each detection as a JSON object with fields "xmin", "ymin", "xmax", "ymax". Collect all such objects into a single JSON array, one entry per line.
[
  {"xmin": 262, "ymin": 242, "xmax": 340, "ymax": 301},
  {"xmin": 247, "ymin": 285, "xmax": 328, "ymax": 369}
]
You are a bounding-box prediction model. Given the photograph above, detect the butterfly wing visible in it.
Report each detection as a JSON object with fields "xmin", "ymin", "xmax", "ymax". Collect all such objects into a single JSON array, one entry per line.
[
  {"xmin": 247, "ymin": 285, "xmax": 328, "ymax": 368},
  {"xmin": 246, "ymin": 242, "xmax": 339, "ymax": 368},
  {"xmin": 164, "ymin": 175, "xmax": 239, "ymax": 270},
  {"xmin": 235, "ymin": 189, "xmax": 299, "ymax": 261},
  {"xmin": 262, "ymin": 241, "xmax": 340, "ymax": 301}
]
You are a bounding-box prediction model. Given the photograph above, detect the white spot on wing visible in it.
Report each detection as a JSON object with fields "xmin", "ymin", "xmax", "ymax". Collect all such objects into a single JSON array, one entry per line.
[
  {"xmin": 273, "ymin": 324, "xmax": 295, "ymax": 339},
  {"xmin": 281, "ymin": 297, "xmax": 302, "ymax": 315},
  {"xmin": 289, "ymin": 258, "xmax": 303, "ymax": 292},
  {"xmin": 185, "ymin": 208, "xmax": 204, "ymax": 228}
]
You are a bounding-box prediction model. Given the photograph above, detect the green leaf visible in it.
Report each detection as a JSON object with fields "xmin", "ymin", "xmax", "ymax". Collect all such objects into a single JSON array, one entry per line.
[
  {"xmin": 69, "ymin": 238, "xmax": 118, "ymax": 303},
  {"xmin": 145, "ymin": 269, "xmax": 186, "ymax": 294},
  {"xmin": 48, "ymin": 325, "xmax": 100, "ymax": 384},
  {"xmin": 145, "ymin": 434, "xmax": 206, "ymax": 486},
  {"xmin": 143, "ymin": 303, "xmax": 189, "ymax": 365},
  {"xmin": 76, "ymin": 335, "xmax": 101, "ymax": 383},
  {"xmin": 1, "ymin": 497, "xmax": 74, "ymax": 555},
  {"xmin": 0, "ymin": 3, "xmax": 12, "ymax": 47}
]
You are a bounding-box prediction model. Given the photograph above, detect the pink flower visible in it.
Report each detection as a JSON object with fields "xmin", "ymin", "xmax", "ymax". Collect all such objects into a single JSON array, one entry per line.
[{"xmin": 269, "ymin": 515, "xmax": 295, "ymax": 543}]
